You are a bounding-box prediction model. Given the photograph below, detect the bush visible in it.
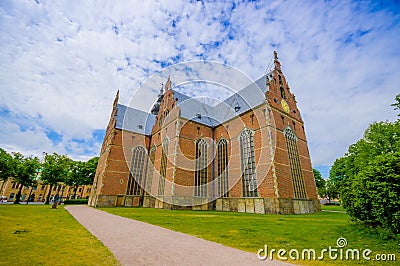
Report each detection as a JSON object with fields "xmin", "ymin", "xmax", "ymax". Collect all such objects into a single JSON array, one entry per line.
[
  {"xmin": 324, "ymin": 202, "xmax": 341, "ymax": 206},
  {"xmin": 64, "ymin": 199, "xmax": 88, "ymax": 205},
  {"xmin": 341, "ymin": 152, "xmax": 400, "ymax": 235}
]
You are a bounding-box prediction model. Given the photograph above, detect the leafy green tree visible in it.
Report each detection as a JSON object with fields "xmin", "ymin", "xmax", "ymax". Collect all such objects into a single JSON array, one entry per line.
[
  {"xmin": 0, "ymin": 148, "xmax": 14, "ymax": 193},
  {"xmin": 12, "ymin": 153, "xmax": 40, "ymax": 204},
  {"xmin": 65, "ymin": 161, "xmax": 85, "ymax": 199},
  {"xmin": 391, "ymin": 93, "xmax": 400, "ymax": 117},
  {"xmin": 336, "ymin": 118, "xmax": 400, "ymax": 234},
  {"xmin": 327, "ymin": 156, "xmax": 348, "ymax": 200},
  {"xmin": 65, "ymin": 157, "xmax": 98, "ymax": 199},
  {"xmin": 83, "ymin": 157, "xmax": 98, "ymax": 185},
  {"xmin": 313, "ymin": 168, "xmax": 326, "ymax": 198},
  {"xmin": 41, "ymin": 153, "xmax": 71, "ymax": 204},
  {"xmin": 343, "ymin": 152, "xmax": 400, "ymax": 234}
]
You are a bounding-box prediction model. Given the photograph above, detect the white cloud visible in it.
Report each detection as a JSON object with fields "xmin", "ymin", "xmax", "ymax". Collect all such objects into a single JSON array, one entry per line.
[{"xmin": 0, "ymin": 0, "xmax": 399, "ymax": 172}]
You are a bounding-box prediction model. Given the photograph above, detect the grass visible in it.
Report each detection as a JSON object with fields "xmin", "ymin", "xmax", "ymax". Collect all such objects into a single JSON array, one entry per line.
[
  {"xmin": 321, "ymin": 205, "xmax": 346, "ymax": 212},
  {"xmin": 0, "ymin": 205, "xmax": 119, "ymax": 266},
  {"xmin": 101, "ymin": 207, "xmax": 399, "ymax": 265}
]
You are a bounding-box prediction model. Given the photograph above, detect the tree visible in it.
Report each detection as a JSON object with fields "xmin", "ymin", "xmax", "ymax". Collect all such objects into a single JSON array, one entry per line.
[
  {"xmin": 343, "ymin": 152, "xmax": 400, "ymax": 234},
  {"xmin": 335, "ymin": 118, "xmax": 400, "ymax": 234},
  {"xmin": 12, "ymin": 153, "xmax": 40, "ymax": 204},
  {"xmin": 41, "ymin": 153, "xmax": 70, "ymax": 204},
  {"xmin": 391, "ymin": 93, "xmax": 400, "ymax": 117},
  {"xmin": 65, "ymin": 157, "xmax": 98, "ymax": 199},
  {"xmin": 0, "ymin": 148, "xmax": 14, "ymax": 194},
  {"xmin": 83, "ymin": 157, "xmax": 98, "ymax": 185},
  {"xmin": 80, "ymin": 157, "xmax": 98, "ymax": 197},
  {"xmin": 65, "ymin": 161, "xmax": 85, "ymax": 199},
  {"xmin": 327, "ymin": 156, "xmax": 348, "ymax": 200},
  {"xmin": 313, "ymin": 168, "xmax": 326, "ymax": 198}
]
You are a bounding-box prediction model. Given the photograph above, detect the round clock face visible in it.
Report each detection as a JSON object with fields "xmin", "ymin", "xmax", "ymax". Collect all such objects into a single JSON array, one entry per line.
[{"xmin": 281, "ymin": 99, "xmax": 290, "ymax": 113}]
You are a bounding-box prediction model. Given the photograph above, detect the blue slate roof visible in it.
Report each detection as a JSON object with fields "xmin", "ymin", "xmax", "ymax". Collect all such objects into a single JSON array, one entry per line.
[
  {"xmin": 115, "ymin": 104, "xmax": 155, "ymax": 135},
  {"xmin": 173, "ymin": 75, "xmax": 267, "ymax": 126},
  {"xmin": 116, "ymin": 75, "xmax": 268, "ymax": 133}
]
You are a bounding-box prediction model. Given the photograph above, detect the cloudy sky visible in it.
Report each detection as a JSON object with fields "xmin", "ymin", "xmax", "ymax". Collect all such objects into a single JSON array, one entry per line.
[{"xmin": 1, "ymin": 0, "xmax": 399, "ymax": 177}]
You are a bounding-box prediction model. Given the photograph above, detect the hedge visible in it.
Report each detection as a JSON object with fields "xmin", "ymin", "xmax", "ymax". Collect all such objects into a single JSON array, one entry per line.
[{"xmin": 63, "ymin": 199, "xmax": 88, "ymax": 205}]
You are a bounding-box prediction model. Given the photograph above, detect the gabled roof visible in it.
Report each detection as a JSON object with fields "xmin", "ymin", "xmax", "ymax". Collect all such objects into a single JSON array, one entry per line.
[
  {"xmin": 116, "ymin": 75, "xmax": 268, "ymax": 133},
  {"xmin": 173, "ymin": 75, "xmax": 267, "ymax": 127},
  {"xmin": 115, "ymin": 104, "xmax": 155, "ymax": 135}
]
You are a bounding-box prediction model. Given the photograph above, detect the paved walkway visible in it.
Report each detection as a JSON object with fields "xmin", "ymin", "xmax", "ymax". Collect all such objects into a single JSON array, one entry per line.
[{"xmin": 66, "ymin": 205, "xmax": 290, "ymax": 266}]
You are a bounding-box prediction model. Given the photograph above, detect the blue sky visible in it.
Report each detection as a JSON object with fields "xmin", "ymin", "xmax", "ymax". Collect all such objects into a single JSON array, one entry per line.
[{"xmin": 0, "ymin": 0, "xmax": 399, "ymax": 178}]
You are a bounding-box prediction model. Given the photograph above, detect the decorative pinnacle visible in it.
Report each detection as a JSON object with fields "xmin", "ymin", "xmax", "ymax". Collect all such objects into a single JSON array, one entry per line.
[
  {"xmin": 273, "ymin": 50, "xmax": 282, "ymax": 71},
  {"xmin": 165, "ymin": 76, "xmax": 172, "ymax": 91}
]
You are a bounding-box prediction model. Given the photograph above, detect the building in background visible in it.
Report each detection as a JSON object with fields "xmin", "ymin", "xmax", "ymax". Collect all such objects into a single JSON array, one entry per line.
[
  {"xmin": 0, "ymin": 178, "xmax": 91, "ymax": 203},
  {"xmin": 90, "ymin": 51, "xmax": 320, "ymax": 214}
]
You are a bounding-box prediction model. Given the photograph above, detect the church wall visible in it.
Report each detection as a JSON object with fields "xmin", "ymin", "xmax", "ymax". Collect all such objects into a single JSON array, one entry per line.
[
  {"xmin": 90, "ymin": 126, "xmax": 151, "ymax": 206},
  {"xmin": 173, "ymin": 118, "xmax": 213, "ymax": 198},
  {"xmin": 93, "ymin": 52, "xmax": 320, "ymax": 212}
]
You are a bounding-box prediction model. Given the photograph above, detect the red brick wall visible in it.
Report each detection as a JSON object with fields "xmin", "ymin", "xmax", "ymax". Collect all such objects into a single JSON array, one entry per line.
[{"xmin": 94, "ymin": 66, "xmax": 319, "ymax": 204}]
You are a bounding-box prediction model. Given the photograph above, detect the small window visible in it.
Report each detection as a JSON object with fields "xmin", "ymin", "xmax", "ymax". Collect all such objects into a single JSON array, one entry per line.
[{"xmin": 280, "ymin": 87, "xmax": 286, "ymax": 99}]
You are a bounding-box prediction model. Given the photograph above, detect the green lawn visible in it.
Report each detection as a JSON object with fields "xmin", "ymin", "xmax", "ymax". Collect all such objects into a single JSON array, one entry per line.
[
  {"xmin": 0, "ymin": 205, "xmax": 119, "ymax": 266},
  {"xmin": 321, "ymin": 204, "xmax": 346, "ymax": 212},
  {"xmin": 102, "ymin": 207, "xmax": 399, "ymax": 265}
]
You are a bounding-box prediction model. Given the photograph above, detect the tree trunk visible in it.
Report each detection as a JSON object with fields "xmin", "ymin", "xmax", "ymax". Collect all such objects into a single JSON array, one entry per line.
[
  {"xmin": 14, "ymin": 185, "xmax": 23, "ymax": 204},
  {"xmin": 26, "ymin": 186, "xmax": 33, "ymax": 204},
  {"xmin": 73, "ymin": 186, "xmax": 78, "ymax": 199},
  {"xmin": 44, "ymin": 184, "xmax": 53, "ymax": 204},
  {"xmin": 52, "ymin": 185, "xmax": 61, "ymax": 209}
]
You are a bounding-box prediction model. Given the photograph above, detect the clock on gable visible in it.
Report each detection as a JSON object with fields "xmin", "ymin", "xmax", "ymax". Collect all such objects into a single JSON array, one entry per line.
[{"xmin": 281, "ymin": 99, "xmax": 290, "ymax": 113}]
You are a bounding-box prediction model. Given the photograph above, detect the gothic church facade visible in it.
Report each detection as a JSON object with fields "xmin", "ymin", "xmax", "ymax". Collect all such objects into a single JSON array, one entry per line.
[{"xmin": 89, "ymin": 52, "xmax": 321, "ymax": 214}]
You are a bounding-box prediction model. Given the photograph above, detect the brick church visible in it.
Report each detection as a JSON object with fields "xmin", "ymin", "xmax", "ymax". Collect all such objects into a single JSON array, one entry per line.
[{"xmin": 89, "ymin": 52, "xmax": 321, "ymax": 214}]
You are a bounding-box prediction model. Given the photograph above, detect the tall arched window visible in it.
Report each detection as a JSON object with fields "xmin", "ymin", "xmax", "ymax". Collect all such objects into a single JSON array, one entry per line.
[
  {"xmin": 217, "ymin": 138, "xmax": 229, "ymax": 197},
  {"xmin": 195, "ymin": 138, "xmax": 207, "ymax": 197},
  {"xmin": 240, "ymin": 129, "xmax": 258, "ymax": 197},
  {"xmin": 147, "ymin": 145, "xmax": 156, "ymax": 192},
  {"xmin": 158, "ymin": 139, "xmax": 169, "ymax": 195},
  {"xmin": 284, "ymin": 126, "xmax": 307, "ymax": 199},
  {"xmin": 127, "ymin": 146, "xmax": 147, "ymax": 196}
]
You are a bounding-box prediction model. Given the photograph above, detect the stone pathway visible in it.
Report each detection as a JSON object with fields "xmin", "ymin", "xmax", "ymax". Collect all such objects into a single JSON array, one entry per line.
[{"xmin": 65, "ymin": 205, "xmax": 291, "ymax": 266}]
